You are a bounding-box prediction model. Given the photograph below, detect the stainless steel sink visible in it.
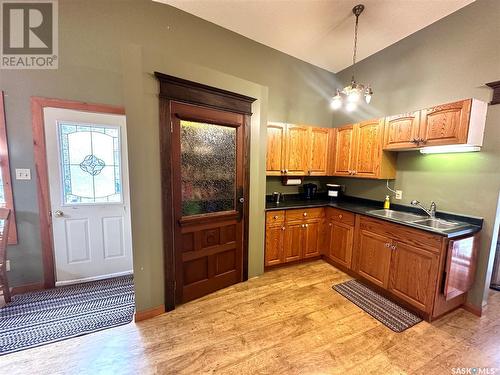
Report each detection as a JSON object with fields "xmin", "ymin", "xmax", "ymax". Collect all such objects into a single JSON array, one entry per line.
[
  {"xmin": 412, "ymin": 218, "xmax": 467, "ymax": 230},
  {"xmin": 367, "ymin": 209, "xmax": 425, "ymax": 222}
]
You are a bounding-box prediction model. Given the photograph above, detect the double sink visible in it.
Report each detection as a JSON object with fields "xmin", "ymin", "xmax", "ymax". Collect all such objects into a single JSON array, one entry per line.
[{"xmin": 367, "ymin": 209, "xmax": 469, "ymax": 231}]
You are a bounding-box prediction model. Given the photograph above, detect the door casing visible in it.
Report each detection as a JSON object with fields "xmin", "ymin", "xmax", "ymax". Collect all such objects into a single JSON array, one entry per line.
[{"xmin": 155, "ymin": 72, "xmax": 256, "ymax": 311}]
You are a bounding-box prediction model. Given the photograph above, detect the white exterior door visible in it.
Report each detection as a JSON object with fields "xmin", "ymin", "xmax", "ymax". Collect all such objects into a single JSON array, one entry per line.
[{"xmin": 43, "ymin": 107, "xmax": 133, "ymax": 286}]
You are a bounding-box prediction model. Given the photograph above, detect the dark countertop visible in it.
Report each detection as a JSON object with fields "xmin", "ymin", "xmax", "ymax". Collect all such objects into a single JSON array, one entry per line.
[{"xmin": 265, "ymin": 195, "xmax": 483, "ymax": 239}]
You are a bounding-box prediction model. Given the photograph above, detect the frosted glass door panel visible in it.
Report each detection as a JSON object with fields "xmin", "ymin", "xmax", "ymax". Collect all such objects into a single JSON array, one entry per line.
[
  {"xmin": 180, "ymin": 120, "xmax": 236, "ymax": 216},
  {"xmin": 58, "ymin": 123, "xmax": 122, "ymax": 205}
]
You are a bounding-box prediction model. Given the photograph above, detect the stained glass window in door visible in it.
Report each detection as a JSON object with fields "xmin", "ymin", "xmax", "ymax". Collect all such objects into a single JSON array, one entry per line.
[
  {"xmin": 180, "ymin": 120, "xmax": 236, "ymax": 216},
  {"xmin": 58, "ymin": 122, "xmax": 122, "ymax": 204}
]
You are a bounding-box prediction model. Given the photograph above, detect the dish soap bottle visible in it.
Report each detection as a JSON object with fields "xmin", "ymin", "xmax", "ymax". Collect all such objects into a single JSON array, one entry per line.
[{"xmin": 384, "ymin": 195, "xmax": 391, "ymax": 210}]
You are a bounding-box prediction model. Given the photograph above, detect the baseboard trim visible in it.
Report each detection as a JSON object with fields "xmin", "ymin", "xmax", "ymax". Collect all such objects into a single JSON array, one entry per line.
[
  {"xmin": 11, "ymin": 282, "xmax": 45, "ymax": 295},
  {"xmin": 134, "ymin": 305, "xmax": 165, "ymax": 322},
  {"xmin": 462, "ymin": 302, "xmax": 482, "ymax": 317},
  {"xmin": 55, "ymin": 270, "xmax": 133, "ymax": 287}
]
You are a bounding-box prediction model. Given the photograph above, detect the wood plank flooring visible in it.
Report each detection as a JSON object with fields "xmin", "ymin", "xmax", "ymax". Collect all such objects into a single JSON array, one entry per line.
[{"xmin": 2, "ymin": 260, "xmax": 500, "ymax": 374}]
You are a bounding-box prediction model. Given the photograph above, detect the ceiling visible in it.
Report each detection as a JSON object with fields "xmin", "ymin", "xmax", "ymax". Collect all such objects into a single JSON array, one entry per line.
[{"xmin": 156, "ymin": 0, "xmax": 475, "ymax": 73}]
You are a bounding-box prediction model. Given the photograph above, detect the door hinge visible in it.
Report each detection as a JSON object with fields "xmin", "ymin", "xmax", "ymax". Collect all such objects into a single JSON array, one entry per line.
[{"xmin": 170, "ymin": 121, "xmax": 173, "ymax": 133}]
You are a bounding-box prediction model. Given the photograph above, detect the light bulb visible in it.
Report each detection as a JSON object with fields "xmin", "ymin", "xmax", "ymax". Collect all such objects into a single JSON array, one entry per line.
[
  {"xmin": 365, "ymin": 94, "xmax": 372, "ymax": 104},
  {"xmin": 347, "ymin": 89, "xmax": 360, "ymax": 103},
  {"xmin": 330, "ymin": 95, "xmax": 342, "ymax": 110},
  {"xmin": 346, "ymin": 102, "xmax": 357, "ymax": 112}
]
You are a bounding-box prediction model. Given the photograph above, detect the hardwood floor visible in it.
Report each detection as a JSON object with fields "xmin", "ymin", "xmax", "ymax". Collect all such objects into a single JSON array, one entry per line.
[{"xmin": 3, "ymin": 260, "xmax": 500, "ymax": 374}]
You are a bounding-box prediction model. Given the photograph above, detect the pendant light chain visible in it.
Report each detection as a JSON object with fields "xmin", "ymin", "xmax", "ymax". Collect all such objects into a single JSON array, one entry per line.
[{"xmin": 352, "ymin": 12, "xmax": 359, "ymax": 82}]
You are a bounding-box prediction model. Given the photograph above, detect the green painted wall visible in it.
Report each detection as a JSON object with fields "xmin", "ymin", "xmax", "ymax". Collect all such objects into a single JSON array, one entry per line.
[
  {"xmin": 331, "ymin": 0, "xmax": 500, "ymax": 308},
  {"xmin": 0, "ymin": 0, "xmax": 335, "ymax": 310}
]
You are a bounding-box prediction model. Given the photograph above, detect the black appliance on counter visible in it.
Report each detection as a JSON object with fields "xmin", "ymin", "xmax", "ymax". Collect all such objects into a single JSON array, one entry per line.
[
  {"xmin": 327, "ymin": 184, "xmax": 341, "ymax": 202},
  {"xmin": 302, "ymin": 183, "xmax": 317, "ymax": 200}
]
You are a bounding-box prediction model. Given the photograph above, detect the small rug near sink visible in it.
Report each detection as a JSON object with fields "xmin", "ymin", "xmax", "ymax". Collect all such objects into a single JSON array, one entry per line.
[{"xmin": 333, "ymin": 280, "xmax": 422, "ymax": 332}]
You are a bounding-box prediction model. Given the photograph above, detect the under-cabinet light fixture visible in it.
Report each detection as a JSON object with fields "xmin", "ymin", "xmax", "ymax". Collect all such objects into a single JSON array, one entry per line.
[{"xmin": 419, "ymin": 145, "xmax": 481, "ymax": 154}]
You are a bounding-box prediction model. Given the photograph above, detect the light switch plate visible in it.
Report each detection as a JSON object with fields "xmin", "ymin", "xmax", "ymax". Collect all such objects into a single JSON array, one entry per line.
[
  {"xmin": 5, "ymin": 260, "xmax": 10, "ymax": 272},
  {"xmin": 15, "ymin": 168, "xmax": 31, "ymax": 180}
]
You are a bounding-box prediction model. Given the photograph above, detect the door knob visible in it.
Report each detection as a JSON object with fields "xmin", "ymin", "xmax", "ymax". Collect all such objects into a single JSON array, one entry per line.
[
  {"xmin": 239, "ymin": 197, "xmax": 245, "ymax": 203},
  {"xmin": 54, "ymin": 210, "xmax": 64, "ymax": 218}
]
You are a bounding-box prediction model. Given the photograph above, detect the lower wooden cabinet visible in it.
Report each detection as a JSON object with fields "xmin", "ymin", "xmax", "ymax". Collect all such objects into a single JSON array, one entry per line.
[
  {"xmin": 303, "ymin": 219, "xmax": 322, "ymax": 259},
  {"xmin": 264, "ymin": 224, "xmax": 285, "ymax": 267},
  {"xmin": 284, "ymin": 222, "xmax": 303, "ymax": 263},
  {"xmin": 355, "ymin": 229, "xmax": 392, "ymax": 289},
  {"xmin": 388, "ymin": 241, "xmax": 439, "ymax": 313}
]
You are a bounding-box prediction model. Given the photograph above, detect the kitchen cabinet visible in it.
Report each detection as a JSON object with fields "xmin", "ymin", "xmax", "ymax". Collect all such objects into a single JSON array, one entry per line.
[
  {"xmin": 266, "ymin": 123, "xmax": 286, "ymax": 176},
  {"xmin": 355, "ymin": 229, "xmax": 393, "ymax": 288},
  {"xmin": 283, "ymin": 222, "xmax": 304, "ymax": 263},
  {"xmin": 308, "ymin": 127, "xmax": 330, "ymax": 176},
  {"xmin": 388, "ymin": 241, "xmax": 439, "ymax": 313},
  {"xmin": 333, "ymin": 120, "xmax": 397, "ymax": 179},
  {"xmin": 265, "ymin": 225, "xmax": 285, "ymax": 267},
  {"xmin": 383, "ymin": 98, "xmax": 488, "ymax": 151},
  {"xmin": 383, "ymin": 111, "xmax": 421, "ymax": 150},
  {"xmin": 284, "ymin": 124, "xmax": 309, "ymax": 175},
  {"xmin": 324, "ymin": 208, "xmax": 354, "ymax": 269},
  {"xmin": 303, "ymin": 218, "xmax": 322, "ymax": 258}
]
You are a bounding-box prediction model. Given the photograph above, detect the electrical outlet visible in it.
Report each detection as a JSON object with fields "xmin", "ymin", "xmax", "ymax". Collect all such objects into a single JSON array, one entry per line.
[
  {"xmin": 15, "ymin": 168, "xmax": 31, "ymax": 180},
  {"xmin": 395, "ymin": 190, "xmax": 403, "ymax": 200},
  {"xmin": 5, "ymin": 260, "xmax": 10, "ymax": 272}
]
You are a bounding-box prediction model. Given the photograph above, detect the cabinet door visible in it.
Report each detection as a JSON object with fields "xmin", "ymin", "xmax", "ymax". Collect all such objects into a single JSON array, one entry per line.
[
  {"xmin": 327, "ymin": 221, "xmax": 354, "ymax": 269},
  {"xmin": 352, "ymin": 119, "xmax": 383, "ymax": 178},
  {"xmin": 333, "ymin": 125, "xmax": 355, "ymax": 176},
  {"xmin": 303, "ymin": 219, "xmax": 321, "ymax": 258},
  {"xmin": 420, "ymin": 99, "xmax": 472, "ymax": 146},
  {"xmin": 309, "ymin": 127, "xmax": 329, "ymax": 176},
  {"xmin": 266, "ymin": 123, "xmax": 285, "ymax": 176},
  {"xmin": 284, "ymin": 222, "xmax": 304, "ymax": 263},
  {"xmin": 388, "ymin": 242, "xmax": 439, "ymax": 312},
  {"xmin": 383, "ymin": 111, "xmax": 421, "ymax": 150},
  {"xmin": 355, "ymin": 230, "xmax": 392, "ymax": 288},
  {"xmin": 284, "ymin": 125, "xmax": 309, "ymax": 175},
  {"xmin": 265, "ymin": 224, "xmax": 285, "ymax": 267}
]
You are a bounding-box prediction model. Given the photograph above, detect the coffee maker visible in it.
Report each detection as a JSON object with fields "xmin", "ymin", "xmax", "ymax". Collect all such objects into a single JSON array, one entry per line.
[
  {"xmin": 302, "ymin": 183, "xmax": 317, "ymax": 200},
  {"xmin": 326, "ymin": 184, "xmax": 341, "ymax": 202}
]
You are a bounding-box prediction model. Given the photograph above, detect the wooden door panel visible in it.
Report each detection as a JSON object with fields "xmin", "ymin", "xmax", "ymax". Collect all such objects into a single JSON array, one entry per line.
[
  {"xmin": 353, "ymin": 120, "xmax": 382, "ymax": 178},
  {"xmin": 420, "ymin": 99, "xmax": 471, "ymax": 146},
  {"xmin": 303, "ymin": 219, "xmax": 321, "ymax": 258},
  {"xmin": 328, "ymin": 221, "xmax": 354, "ymax": 269},
  {"xmin": 285, "ymin": 125, "xmax": 309, "ymax": 175},
  {"xmin": 284, "ymin": 222, "xmax": 303, "ymax": 262},
  {"xmin": 265, "ymin": 225, "xmax": 285, "ymax": 266},
  {"xmin": 356, "ymin": 230, "xmax": 392, "ymax": 288},
  {"xmin": 309, "ymin": 127, "xmax": 329, "ymax": 175},
  {"xmin": 266, "ymin": 123, "xmax": 285, "ymax": 175},
  {"xmin": 171, "ymin": 102, "xmax": 245, "ymax": 304},
  {"xmin": 383, "ymin": 111, "xmax": 420, "ymax": 150},
  {"xmin": 389, "ymin": 242, "xmax": 439, "ymax": 312},
  {"xmin": 333, "ymin": 126, "xmax": 354, "ymax": 175},
  {"xmin": 444, "ymin": 235, "xmax": 478, "ymax": 301}
]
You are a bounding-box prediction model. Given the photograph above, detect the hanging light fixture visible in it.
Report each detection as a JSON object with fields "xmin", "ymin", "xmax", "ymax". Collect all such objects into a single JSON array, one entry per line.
[{"xmin": 330, "ymin": 4, "xmax": 373, "ymax": 111}]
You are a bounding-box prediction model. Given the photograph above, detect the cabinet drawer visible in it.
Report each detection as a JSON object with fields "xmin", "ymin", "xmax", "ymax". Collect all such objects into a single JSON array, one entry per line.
[
  {"xmin": 359, "ymin": 216, "xmax": 443, "ymax": 253},
  {"xmin": 266, "ymin": 210, "xmax": 285, "ymax": 225},
  {"xmin": 326, "ymin": 208, "xmax": 355, "ymax": 226},
  {"xmin": 285, "ymin": 208, "xmax": 324, "ymax": 221}
]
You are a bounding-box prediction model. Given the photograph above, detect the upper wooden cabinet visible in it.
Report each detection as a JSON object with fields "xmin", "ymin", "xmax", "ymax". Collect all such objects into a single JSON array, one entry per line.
[
  {"xmin": 266, "ymin": 123, "xmax": 286, "ymax": 176},
  {"xmin": 333, "ymin": 120, "xmax": 397, "ymax": 179},
  {"xmin": 383, "ymin": 99, "xmax": 488, "ymax": 151},
  {"xmin": 266, "ymin": 123, "xmax": 331, "ymax": 176}
]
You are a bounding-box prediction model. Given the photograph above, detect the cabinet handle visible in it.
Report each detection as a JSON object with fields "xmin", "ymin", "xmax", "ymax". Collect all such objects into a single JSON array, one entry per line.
[
  {"xmin": 285, "ymin": 169, "xmax": 288, "ymax": 173},
  {"xmin": 301, "ymin": 224, "xmax": 305, "ymax": 228},
  {"xmin": 419, "ymin": 138, "xmax": 427, "ymax": 144},
  {"xmin": 303, "ymin": 212, "xmax": 307, "ymax": 217},
  {"xmin": 411, "ymin": 138, "xmax": 418, "ymax": 144},
  {"xmin": 385, "ymin": 243, "xmax": 391, "ymax": 248},
  {"xmin": 274, "ymin": 215, "xmax": 279, "ymax": 219},
  {"xmin": 338, "ymin": 214, "xmax": 343, "ymax": 219},
  {"xmin": 391, "ymin": 244, "xmax": 397, "ymax": 250},
  {"xmin": 305, "ymin": 224, "xmax": 308, "ymax": 228},
  {"xmin": 328, "ymin": 222, "xmax": 333, "ymax": 226},
  {"xmin": 281, "ymin": 226, "xmax": 286, "ymax": 231}
]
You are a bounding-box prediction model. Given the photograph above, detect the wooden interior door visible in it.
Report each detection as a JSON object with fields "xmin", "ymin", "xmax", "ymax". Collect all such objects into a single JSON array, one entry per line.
[
  {"xmin": 388, "ymin": 241, "xmax": 439, "ymax": 312},
  {"xmin": 265, "ymin": 224, "xmax": 285, "ymax": 267},
  {"xmin": 420, "ymin": 99, "xmax": 471, "ymax": 146},
  {"xmin": 333, "ymin": 125, "xmax": 355, "ymax": 176},
  {"xmin": 285, "ymin": 124, "xmax": 309, "ymax": 175},
  {"xmin": 383, "ymin": 111, "xmax": 421, "ymax": 150},
  {"xmin": 266, "ymin": 123, "xmax": 285, "ymax": 176},
  {"xmin": 171, "ymin": 102, "xmax": 245, "ymax": 303},
  {"xmin": 352, "ymin": 119, "xmax": 383, "ymax": 178},
  {"xmin": 355, "ymin": 230, "xmax": 392, "ymax": 288},
  {"xmin": 308, "ymin": 127, "xmax": 329, "ymax": 176},
  {"xmin": 284, "ymin": 222, "xmax": 303, "ymax": 263},
  {"xmin": 327, "ymin": 221, "xmax": 354, "ymax": 269}
]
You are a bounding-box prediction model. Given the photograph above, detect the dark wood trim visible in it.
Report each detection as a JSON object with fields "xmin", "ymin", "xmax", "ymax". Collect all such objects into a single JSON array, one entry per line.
[
  {"xmin": 31, "ymin": 97, "xmax": 126, "ymax": 289},
  {"xmin": 155, "ymin": 73, "xmax": 256, "ymax": 310},
  {"xmin": 0, "ymin": 91, "xmax": 17, "ymax": 244},
  {"xmin": 486, "ymin": 80, "xmax": 500, "ymax": 105},
  {"xmin": 11, "ymin": 282, "xmax": 44, "ymax": 295},
  {"xmin": 134, "ymin": 304, "xmax": 165, "ymax": 322},
  {"xmin": 155, "ymin": 72, "xmax": 255, "ymax": 115},
  {"xmin": 264, "ymin": 256, "xmax": 322, "ymax": 271},
  {"xmin": 462, "ymin": 302, "xmax": 482, "ymax": 317}
]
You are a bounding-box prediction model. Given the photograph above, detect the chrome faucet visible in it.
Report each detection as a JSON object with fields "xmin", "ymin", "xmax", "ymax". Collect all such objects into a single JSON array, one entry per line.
[{"xmin": 411, "ymin": 200, "xmax": 437, "ymax": 218}]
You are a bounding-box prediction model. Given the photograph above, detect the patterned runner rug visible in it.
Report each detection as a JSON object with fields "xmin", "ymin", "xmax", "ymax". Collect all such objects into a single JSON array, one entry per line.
[
  {"xmin": 333, "ymin": 279, "xmax": 422, "ymax": 332},
  {"xmin": 0, "ymin": 275, "xmax": 134, "ymax": 355}
]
